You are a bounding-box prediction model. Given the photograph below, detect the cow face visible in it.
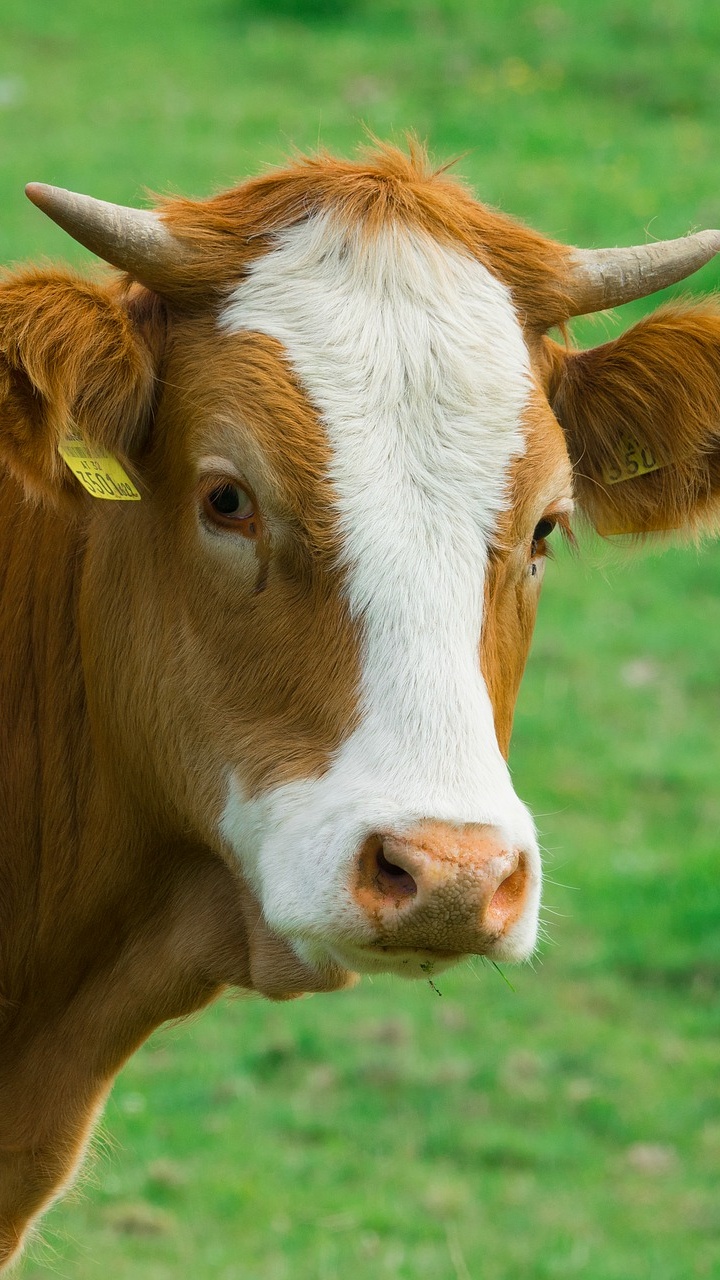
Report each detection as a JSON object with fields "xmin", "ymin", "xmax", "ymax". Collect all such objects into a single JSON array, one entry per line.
[
  {"xmin": 6, "ymin": 146, "xmax": 720, "ymax": 998},
  {"xmin": 136, "ymin": 215, "xmax": 575, "ymax": 983}
]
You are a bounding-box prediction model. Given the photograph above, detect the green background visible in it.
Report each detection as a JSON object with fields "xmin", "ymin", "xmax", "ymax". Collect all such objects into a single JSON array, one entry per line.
[{"xmin": 2, "ymin": 1, "xmax": 719, "ymax": 1276}]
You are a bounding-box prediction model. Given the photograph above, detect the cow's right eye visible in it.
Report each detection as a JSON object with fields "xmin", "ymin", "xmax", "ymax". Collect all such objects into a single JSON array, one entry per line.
[{"xmin": 202, "ymin": 482, "xmax": 259, "ymax": 536}]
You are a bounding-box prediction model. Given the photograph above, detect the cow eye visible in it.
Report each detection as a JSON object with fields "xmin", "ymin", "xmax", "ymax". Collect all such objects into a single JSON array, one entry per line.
[
  {"xmin": 531, "ymin": 517, "xmax": 556, "ymax": 553},
  {"xmin": 203, "ymin": 482, "xmax": 259, "ymax": 535},
  {"xmin": 533, "ymin": 518, "xmax": 556, "ymax": 544},
  {"xmin": 529, "ymin": 516, "xmax": 557, "ymax": 571}
]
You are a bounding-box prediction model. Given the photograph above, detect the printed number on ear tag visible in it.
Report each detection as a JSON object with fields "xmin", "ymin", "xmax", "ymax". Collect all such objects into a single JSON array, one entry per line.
[
  {"xmin": 603, "ymin": 435, "xmax": 667, "ymax": 486},
  {"xmin": 59, "ymin": 439, "xmax": 141, "ymax": 500}
]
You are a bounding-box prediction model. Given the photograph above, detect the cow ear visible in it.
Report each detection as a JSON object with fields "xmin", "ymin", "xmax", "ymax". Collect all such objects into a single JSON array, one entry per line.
[
  {"xmin": 546, "ymin": 303, "xmax": 720, "ymax": 535},
  {"xmin": 0, "ymin": 268, "xmax": 166, "ymax": 505}
]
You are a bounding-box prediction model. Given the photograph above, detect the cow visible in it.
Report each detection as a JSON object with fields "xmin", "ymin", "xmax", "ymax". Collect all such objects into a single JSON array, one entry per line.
[{"xmin": 2, "ymin": 142, "xmax": 720, "ymax": 1267}]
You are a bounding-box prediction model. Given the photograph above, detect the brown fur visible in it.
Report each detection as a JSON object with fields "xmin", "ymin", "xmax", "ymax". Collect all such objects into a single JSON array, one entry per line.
[
  {"xmin": 0, "ymin": 271, "xmax": 164, "ymax": 503},
  {"xmin": 481, "ymin": 393, "xmax": 574, "ymax": 753},
  {"xmin": 545, "ymin": 304, "xmax": 720, "ymax": 535},
  {"xmin": 0, "ymin": 278, "xmax": 362, "ymax": 1265},
  {"xmin": 2, "ymin": 143, "xmax": 720, "ymax": 1266},
  {"xmin": 153, "ymin": 142, "xmax": 575, "ymax": 327}
]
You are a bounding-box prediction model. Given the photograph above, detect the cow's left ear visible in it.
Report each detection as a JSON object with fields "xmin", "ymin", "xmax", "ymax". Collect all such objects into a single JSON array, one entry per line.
[
  {"xmin": 544, "ymin": 303, "xmax": 720, "ymax": 535},
  {"xmin": 0, "ymin": 268, "xmax": 166, "ymax": 505}
]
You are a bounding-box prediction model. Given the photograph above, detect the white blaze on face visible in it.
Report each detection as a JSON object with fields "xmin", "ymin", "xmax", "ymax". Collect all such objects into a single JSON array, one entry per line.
[{"xmin": 219, "ymin": 213, "xmax": 540, "ymax": 971}]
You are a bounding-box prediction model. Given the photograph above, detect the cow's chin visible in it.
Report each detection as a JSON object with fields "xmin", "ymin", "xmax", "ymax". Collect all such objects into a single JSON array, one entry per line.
[
  {"xmin": 246, "ymin": 928, "xmax": 534, "ymax": 997},
  {"xmin": 241, "ymin": 895, "xmax": 537, "ymax": 997},
  {"xmin": 239, "ymin": 890, "xmax": 356, "ymax": 1000}
]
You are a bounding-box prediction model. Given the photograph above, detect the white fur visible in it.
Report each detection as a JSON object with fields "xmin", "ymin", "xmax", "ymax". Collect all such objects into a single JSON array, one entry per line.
[{"xmin": 219, "ymin": 214, "xmax": 540, "ymax": 975}]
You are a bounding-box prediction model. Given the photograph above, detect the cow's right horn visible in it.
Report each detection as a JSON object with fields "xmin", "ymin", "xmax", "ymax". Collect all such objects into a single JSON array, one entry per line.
[{"xmin": 25, "ymin": 183, "xmax": 200, "ymax": 295}]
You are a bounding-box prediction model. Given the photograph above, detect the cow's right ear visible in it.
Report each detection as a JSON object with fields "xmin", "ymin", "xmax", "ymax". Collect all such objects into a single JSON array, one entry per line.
[{"xmin": 0, "ymin": 268, "xmax": 166, "ymax": 505}]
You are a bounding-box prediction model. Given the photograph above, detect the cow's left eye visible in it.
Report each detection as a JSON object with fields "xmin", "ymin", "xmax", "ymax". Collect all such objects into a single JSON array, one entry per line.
[
  {"xmin": 202, "ymin": 481, "xmax": 259, "ymax": 535},
  {"xmin": 533, "ymin": 518, "xmax": 556, "ymax": 545},
  {"xmin": 531, "ymin": 517, "xmax": 556, "ymax": 556},
  {"xmin": 528, "ymin": 517, "xmax": 557, "ymax": 576}
]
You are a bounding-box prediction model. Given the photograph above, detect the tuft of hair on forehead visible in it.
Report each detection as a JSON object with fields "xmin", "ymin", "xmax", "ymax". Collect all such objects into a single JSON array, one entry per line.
[{"xmin": 152, "ymin": 141, "xmax": 573, "ymax": 326}]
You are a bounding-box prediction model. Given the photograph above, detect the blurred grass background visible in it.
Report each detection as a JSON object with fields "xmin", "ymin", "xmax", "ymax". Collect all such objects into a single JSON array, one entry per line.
[{"xmin": 2, "ymin": 0, "xmax": 720, "ymax": 1276}]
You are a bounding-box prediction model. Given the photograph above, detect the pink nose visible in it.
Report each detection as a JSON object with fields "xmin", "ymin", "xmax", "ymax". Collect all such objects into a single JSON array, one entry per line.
[{"xmin": 352, "ymin": 821, "xmax": 531, "ymax": 956}]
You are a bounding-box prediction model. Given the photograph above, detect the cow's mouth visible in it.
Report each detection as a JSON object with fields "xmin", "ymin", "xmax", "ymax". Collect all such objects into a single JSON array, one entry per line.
[
  {"xmin": 360, "ymin": 944, "xmax": 461, "ymax": 961},
  {"xmin": 323, "ymin": 941, "xmax": 465, "ymax": 980}
]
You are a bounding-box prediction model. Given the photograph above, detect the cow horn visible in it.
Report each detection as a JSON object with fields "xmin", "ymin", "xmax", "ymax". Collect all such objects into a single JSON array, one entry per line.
[
  {"xmin": 25, "ymin": 182, "xmax": 200, "ymax": 293},
  {"xmin": 565, "ymin": 231, "xmax": 720, "ymax": 316}
]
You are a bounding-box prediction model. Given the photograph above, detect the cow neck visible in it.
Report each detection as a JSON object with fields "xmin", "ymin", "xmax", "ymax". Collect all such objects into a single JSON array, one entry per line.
[{"xmin": 0, "ymin": 481, "xmax": 255, "ymax": 1261}]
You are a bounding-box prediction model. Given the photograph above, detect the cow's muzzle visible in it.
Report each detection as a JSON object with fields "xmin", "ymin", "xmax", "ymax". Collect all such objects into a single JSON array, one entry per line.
[{"xmin": 350, "ymin": 820, "xmax": 539, "ymax": 963}]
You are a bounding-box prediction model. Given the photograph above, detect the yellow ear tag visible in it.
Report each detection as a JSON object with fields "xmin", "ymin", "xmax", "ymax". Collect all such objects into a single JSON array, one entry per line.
[
  {"xmin": 58, "ymin": 439, "xmax": 141, "ymax": 500},
  {"xmin": 603, "ymin": 435, "xmax": 667, "ymax": 486}
]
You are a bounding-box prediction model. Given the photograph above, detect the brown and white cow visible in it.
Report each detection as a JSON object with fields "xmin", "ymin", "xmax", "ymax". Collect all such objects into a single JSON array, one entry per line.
[{"xmin": 2, "ymin": 144, "xmax": 720, "ymax": 1265}]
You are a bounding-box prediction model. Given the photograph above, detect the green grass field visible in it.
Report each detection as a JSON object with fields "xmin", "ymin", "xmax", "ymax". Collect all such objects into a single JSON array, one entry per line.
[{"xmin": 3, "ymin": 1, "xmax": 720, "ymax": 1276}]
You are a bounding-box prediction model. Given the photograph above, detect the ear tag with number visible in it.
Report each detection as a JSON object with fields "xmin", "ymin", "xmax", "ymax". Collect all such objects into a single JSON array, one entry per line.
[
  {"xmin": 602, "ymin": 435, "xmax": 667, "ymax": 486},
  {"xmin": 59, "ymin": 439, "xmax": 141, "ymax": 500}
]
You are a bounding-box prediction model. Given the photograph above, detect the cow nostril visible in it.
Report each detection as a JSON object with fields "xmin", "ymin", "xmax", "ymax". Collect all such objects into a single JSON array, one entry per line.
[
  {"xmin": 486, "ymin": 854, "xmax": 528, "ymax": 929},
  {"xmin": 375, "ymin": 848, "xmax": 417, "ymax": 898},
  {"xmin": 355, "ymin": 835, "xmax": 418, "ymax": 908}
]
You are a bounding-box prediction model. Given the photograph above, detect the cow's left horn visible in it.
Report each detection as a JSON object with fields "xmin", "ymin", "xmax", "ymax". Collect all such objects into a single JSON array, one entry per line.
[
  {"xmin": 25, "ymin": 183, "xmax": 200, "ymax": 293},
  {"xmin": 565, "ymin": 231, "xmax": 720, "ymax": 317}
]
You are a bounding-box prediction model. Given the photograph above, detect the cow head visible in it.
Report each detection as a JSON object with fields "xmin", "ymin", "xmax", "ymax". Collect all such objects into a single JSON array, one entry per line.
[{"xmin": 5, "ymin": 145, "xmax": 720, "ymax": 997}]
